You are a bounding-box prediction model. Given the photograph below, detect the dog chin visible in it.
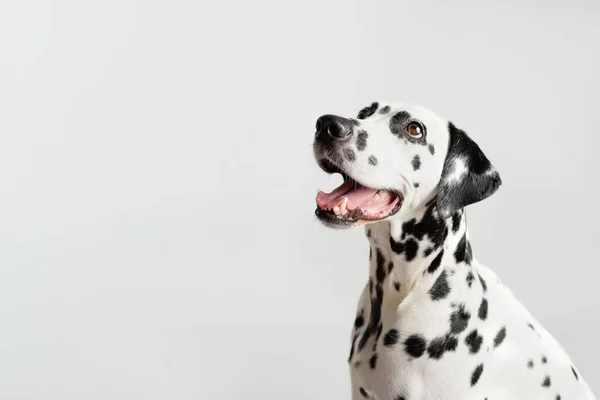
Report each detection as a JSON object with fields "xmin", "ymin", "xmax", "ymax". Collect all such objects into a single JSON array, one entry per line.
[{"xmin": 314, "ymin": 202, "xmax": 402, "ymax": 230}]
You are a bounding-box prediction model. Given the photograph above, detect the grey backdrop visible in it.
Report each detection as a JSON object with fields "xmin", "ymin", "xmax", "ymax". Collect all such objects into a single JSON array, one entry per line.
[{"xmin": 0, "ymin": 0, "xmax": 598, "ymax": 399}]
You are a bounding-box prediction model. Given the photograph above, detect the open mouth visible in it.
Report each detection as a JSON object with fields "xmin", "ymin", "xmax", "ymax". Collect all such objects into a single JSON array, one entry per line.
[{"xmin": 315, "ymin": 159, "xmax": 403, "ymax": 226}]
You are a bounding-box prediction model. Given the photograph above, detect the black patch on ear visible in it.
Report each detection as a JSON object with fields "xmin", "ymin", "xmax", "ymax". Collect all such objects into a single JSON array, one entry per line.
[
  {"xmin": 357, "ymin": 102, "xmax": 379, "ymax": 119},
  {"xmin": 436, "ymin": 122, "xmax": 502, "ymax": 218}
]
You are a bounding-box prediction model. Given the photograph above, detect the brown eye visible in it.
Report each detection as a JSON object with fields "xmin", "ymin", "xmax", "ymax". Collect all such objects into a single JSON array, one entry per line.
[{"xmin": 406, "ymin": 122, "xmax": 424, "ymax": 138}]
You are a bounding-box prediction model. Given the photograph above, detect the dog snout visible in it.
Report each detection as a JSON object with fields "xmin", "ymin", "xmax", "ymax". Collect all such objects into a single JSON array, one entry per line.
[{"xmin": 315, "ymin": 114, "xmax": 354, "ymax": 141}]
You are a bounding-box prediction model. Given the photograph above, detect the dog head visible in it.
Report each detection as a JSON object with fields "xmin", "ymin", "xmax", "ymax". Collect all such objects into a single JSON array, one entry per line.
[{"xmin": 313, "ymin": 102, "xmax": 501, "ymax": 229}]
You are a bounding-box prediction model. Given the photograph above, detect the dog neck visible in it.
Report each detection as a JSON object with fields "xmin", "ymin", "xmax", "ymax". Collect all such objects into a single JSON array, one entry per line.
[{"xmin": 365, "ymin": 198, "xmax": 472, "ymax": 307}]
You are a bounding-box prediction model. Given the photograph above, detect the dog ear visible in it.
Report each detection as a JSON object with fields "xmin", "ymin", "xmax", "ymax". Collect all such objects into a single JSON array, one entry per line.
[{"xmin": 436, "ymin": 122, "xmax": 502, "ymax": 219}]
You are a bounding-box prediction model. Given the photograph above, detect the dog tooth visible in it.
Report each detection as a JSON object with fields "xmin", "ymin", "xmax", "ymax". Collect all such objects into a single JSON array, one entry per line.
[
  {"xmin": 340, "ymin": 197, "xmax": 348, "ymax": 212},
  {"xmin": 333, "ymin": 206, "xmax": 340, "ymax": 215}
]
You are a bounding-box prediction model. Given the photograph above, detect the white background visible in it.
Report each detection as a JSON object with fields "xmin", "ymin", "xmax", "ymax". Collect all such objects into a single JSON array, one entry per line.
[{"xmin": 1, "ymin": 0, "xmax": 598, "ymax": 398}]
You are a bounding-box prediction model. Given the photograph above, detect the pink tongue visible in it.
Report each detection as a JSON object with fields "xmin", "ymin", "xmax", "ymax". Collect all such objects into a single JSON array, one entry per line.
[{"xmin": 316, "ymin": 180, "xmax": 393, "ymax": 210}]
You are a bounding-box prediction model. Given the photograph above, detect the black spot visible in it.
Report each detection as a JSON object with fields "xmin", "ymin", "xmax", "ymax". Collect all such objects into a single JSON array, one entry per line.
[
  {"xmin": 357, "ymin": 281, "xmax": 383, "ymax": 352},
  {"xmin": 465, "ymin": 329, "xmax": 483, "ymax": 354},
  {"xmin": 400, "ymin": 219, "xmax": 416, "ymax": 239},
  {"xmin": 528, "ymin": 322, "xmax": 535, "ymax": 331},
  {"xmin": 404, "ymin": 202, "xmax": 449, "ymax": 250},
  {"xmin": 450, "ymin": 304, "xmax": 471, "ymax": 334},
  {"xmin": 404, "ymin": 239, "xmax": 418, "ymax": 261},
  {"xmin": 427, "ymin": 335, "xmax": 458, "ymax": 359},
  {"xmin": 466, "ymin": 242, "xmax": 472, "ymax": 262},
  {"xmin": 348, "ymin": 334, "xmax": 358, "ymax": 362},
  {"xmin": 376, "ymin": 249, "xmax": 386, "ymax": 282},
  {"xmin": 571, "ymin": 365, "xmax": 579, "ymax": 380},
  {"xmin": 344, "ymin": 148, "xmax": 356, "ymax": 162},
  {"xmin": 379, "ymin": 105, "xmax": 391, "ymax": 114},
  {"xmin": 369, "ymin": 247, "xmax": 372, "ymax": 260},
  {"xmin": 493, "ymin": 326, "xmax": 506, "ymax": 347},
  {"xmin": 412, "ymin": 155, "xmax": 421, "ymax": 170},
  {"xmin": 427, "ymin": 250, "xmax": 444, "ymax": 273},
  {"xmin": 541, "ymin": 356, "xmax": 547, "ymax": 364},
  {"xmin": 451, "ymin": 212, "xmax": 462, "ymax": 233},
  {"xmin": 423, "ymin": 248, "xmax": 434, "ymax": 257},
  {"xmin": 404, "ymin": 334, "xmax": 427, "ymax": 358},
  {"xmin": 428, "ymin": 144, "xmax": 435, "ymax": 155},
  {"xmin": 429, "ymin": 270, "xmax": 450, "ymax": 301},
  {"xmin": 479, "ymin": 274, "xmax": 488, "ymax": 292},
  {"xmin": 390, "ymin": 237, "xmax": 419, "ymax": 262},
  {"xmin": 454, "ymin": 234, "xmax": 472, "ymax": 264},
  {"xmin": 354, "ymin": 313, "xmax": 364, "ymax": 329},
  {"xmin": 394, "ymin": 281, "xmax": 400, "ymax": 291},
  {"xmin": 471, "ymin": 363, "xmax": 484, "ymax": 386},
  {"xmin": 375, "ymin": 323, "xmax": 383, "ymax": 341},
  {"xmin": 368, "ymin": 155, "xmax": 378, "ymax": 166},
  {"xmin": 556, "ymin": 395, "xmax": 561, "ymax": 400},
  {"xmin": 478, "ymin": 298, "xmax": 488, "ymax": 320},
  {"xmin": 356, "ymin": 130, "xmax": 368, "ymax": 151},
  {"xmin": 414, "ymin": 182, "xmax": 420, "ymax": 188},
  {"xmin": 359, "ymin": 387, "xmax": 369, "ymax": 398},
  {"xmin": 357, "ymin": 102, "xmax": 379, "ymax": 119},
  {"xmin": 366, "ymin": 228, "xmax": 371, "ymax": 238},
  {"xmin": 384, "ymin": 329, "xmax": 400, "ymax": 346},
  {"xmin": 389, "ymin": 111, "xmax": 411, "ymax": 136},
  {"xmin": 466, "ymin": 271, "xmax": 475, "ymax": 287},
  {"xmin": 369, "ymin": 353, "xmax": 378, "ymax": 369},
  {"xmin": 542, "ymin": 376, "xmax": 551, "ymax": 387},
  {"xmin": 388, "ymin": 261, "xmax": 394, "ymax": 273},
  {"xmin": 390, "ymin": 237, "xmax": 405, "ymax": 254},
  {"xmin": 528, "ymin": 359, "xmax": 534, "ymax": 368}
]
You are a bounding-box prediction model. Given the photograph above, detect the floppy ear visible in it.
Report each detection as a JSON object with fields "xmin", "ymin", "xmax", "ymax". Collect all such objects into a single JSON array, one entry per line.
[{"xmin": 436, "ymin": 122, "xmax": 502, "ymax": 219}]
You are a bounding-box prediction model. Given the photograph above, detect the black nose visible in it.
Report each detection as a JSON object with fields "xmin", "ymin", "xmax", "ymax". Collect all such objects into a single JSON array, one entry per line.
[{"xmin": 315, "ymin": 114, "xmax": 353, "ymax": 140}]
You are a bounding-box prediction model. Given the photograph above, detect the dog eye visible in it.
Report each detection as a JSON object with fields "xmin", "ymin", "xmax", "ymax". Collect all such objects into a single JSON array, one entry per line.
[{"xmin": 406, "ymin": 122, "xmax": 424, "ymax": 138}]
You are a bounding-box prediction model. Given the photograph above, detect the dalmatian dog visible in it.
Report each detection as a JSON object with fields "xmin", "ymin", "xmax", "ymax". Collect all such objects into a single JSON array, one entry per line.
[{"xmin": 312, "ymin": 102, "xmax": 596, "ymax": 400}]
